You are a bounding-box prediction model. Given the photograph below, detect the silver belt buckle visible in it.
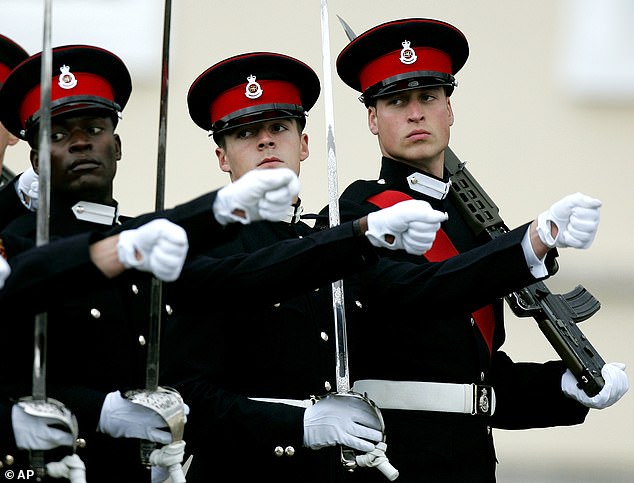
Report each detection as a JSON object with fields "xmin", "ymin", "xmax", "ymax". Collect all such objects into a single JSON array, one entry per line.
[{"xmin": 472, "ymin": 384, "xmax": 493, "ymax": 416}]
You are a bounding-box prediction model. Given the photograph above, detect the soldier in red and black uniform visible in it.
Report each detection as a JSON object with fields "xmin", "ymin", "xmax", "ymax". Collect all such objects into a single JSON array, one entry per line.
[{"xmin": 320, "ymin": 17, "xmax": 629, "ymax": 482}]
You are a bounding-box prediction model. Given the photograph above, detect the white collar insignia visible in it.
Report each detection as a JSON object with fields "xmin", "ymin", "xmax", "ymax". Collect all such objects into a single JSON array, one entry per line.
[
  {"xmin": 407, "ymin": 172, "xmax": 451, "ymax": 200},
  {"xmin": 71, "ymin": 201, "xmax": 118, "ymax": 225}
]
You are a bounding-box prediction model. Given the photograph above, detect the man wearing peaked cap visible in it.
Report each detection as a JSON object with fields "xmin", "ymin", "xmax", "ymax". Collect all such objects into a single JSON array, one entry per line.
[
  {"xmin": 0, "ymin": 34, "xmax": 31, "ymax": 231},
  {"xmin": 0, "ymin": 43, "xmax": 183, "ymax": 483},
  {"xmin": 0, "ymin": 34, "xmax": 29, "ymax": 176},
  {"xmin": 161, "ymin": 51, "xmax": 457, "ymax": 482},
  {"xmin": 310, "ymin": 17, "xmax": 627, "ymax": 482},
  {"xmin": 0, "ymin": 44, "xmax": 131, "ymax": 232}
]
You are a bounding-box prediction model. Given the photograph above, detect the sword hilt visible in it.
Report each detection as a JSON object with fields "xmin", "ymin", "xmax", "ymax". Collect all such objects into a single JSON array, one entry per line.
[{"xmin": 327, "ymin": 391, "xmax": 399, "ymax": 480}]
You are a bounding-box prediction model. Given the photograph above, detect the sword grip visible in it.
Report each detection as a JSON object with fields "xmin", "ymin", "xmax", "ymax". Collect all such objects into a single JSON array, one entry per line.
[
  {"xmin": 30, "ymin": 450, "xmax": 46, "ymax": 481},
  {"xmin": 140, "ymin": 439, "xmax": 157, "ymax": 467}
]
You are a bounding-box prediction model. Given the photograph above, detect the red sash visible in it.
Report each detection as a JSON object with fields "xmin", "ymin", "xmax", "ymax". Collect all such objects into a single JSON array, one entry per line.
[{"xmin": 367, "ymin": 190, "xmax": 495, "ymax": 354}]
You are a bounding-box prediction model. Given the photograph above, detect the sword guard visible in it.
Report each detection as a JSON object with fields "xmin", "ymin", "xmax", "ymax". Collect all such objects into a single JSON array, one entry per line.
[
  {"xmin": 124, "ymin": 386, "xmax": 186, "ymax": 441},
  {"xmin": 17, "ymin": 396, "xmax": 80, "ymax": 444},
  {"xmin": 124, "ymin": 386, "xmax": 186, "ymax": 467},
  {"xmin": 18, "ymin": 396, "xmax": 81, "ymax": 481}
]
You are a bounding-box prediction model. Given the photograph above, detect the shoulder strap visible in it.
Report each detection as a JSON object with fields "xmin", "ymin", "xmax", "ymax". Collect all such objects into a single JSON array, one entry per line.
[{"xmin": 367, "ymin": 188, "xmax": 495, "ymax": 353}]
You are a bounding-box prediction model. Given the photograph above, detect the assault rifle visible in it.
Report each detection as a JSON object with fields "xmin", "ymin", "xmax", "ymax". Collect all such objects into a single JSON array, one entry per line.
[{"xmin": 445, "ymin": 147, "xmax": 606, "ymax": 397}]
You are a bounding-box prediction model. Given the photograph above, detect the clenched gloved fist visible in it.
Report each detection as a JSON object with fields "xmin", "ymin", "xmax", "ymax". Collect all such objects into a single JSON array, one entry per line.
[
  {"xmin": 117, "ymin": 219, "xmax": 189, "ymax": 282},
  {"xmin": 0, "ymin": 257, "xmax": 9, "ymax": 290},
  {"xmin": 98, "ymin": 391, "xmax": 189, "ymax": 444},
  {"xmin": 561, "ymin": 362, "xmax": 629, "ymax": 409},
  {"xmin": 213, "ymin": 167, "xmax": 300, "ymax": 225},
  {"xmin": 11, "ymin": 404, "xmax": 76, "ymax": 450},
  {"xmin": 537, "ymin": 193, "xmax": 601, "ymax": 249},
  {"xmin": 366, "ymin": 199, "xmax": 448, "ymax": 255},
  {"xmin": 16, "ymin": 167, "xmax": 39, "ymax": 211},
  {"xmin": 303, "ymin": 394, "xmax": 383, "ymax": 453}
]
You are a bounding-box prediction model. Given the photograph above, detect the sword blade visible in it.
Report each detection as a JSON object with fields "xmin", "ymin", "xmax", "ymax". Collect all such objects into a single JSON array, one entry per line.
[
  {"xmin": 31, "ymin": 0, "xmax": 53, "ymax": 478},
  {"xmin": 145, "ymin": 0, "xmax": 172, "ymax": 391},
  {"xmin": 320, "ymin": 0, "xmax": 350, "ymax": 393},
  {"xmin": 33, "ymin": 0, "xmax": 53, "ymax": 402}
]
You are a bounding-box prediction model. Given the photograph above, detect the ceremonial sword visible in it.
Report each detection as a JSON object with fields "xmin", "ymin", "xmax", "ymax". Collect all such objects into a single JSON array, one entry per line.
[
  {"xmin": 318, "ymin": 4, "xmax": 397, "ymax": 480},
  {"xmin": 123, "ymin": 1, "xmax": 187, "ymax": 481},
  {"xmin": 18, "ymin": 1, "xmax": 83, "ymax": 481}
]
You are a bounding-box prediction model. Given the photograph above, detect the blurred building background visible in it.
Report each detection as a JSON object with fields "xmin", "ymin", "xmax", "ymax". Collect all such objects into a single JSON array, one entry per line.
[{"xmin": 1, "ymin": 1, "xmax": 633, "ymax": 481}]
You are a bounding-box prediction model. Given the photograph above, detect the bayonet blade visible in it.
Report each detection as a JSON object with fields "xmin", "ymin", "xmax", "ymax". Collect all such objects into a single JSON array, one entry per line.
[{"xmin": 336, "ymin": 15, "xmax": 357, "ymax": 41}]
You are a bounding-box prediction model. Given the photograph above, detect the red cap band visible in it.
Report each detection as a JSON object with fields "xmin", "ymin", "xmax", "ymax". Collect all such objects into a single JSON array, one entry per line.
[
  {"xmin": 19, "ymin": 72, "xmax": 116, "ymax": 128},
  {"xmin": 359, "ymin": 46, "xmax": 452, "ymax": 93},
  {"xmin": 210, "ymin": 79, "xmax": 302, "ymax": 125},
  {"xmin": 0, "ymin": 64, "xmax": 11, "ymax": 85}
]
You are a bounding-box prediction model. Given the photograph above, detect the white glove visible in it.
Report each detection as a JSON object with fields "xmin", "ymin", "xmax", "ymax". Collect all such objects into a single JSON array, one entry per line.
[
  {"xmin": 561, "ymin": 362, "xmax": 629, "ymax": 409},
  {"xmin": 536, "ymin": 193, "xmax": 601, "ymax": 249},
  {"xmin": 0, "ymin": 256, "xmax": 9, "ymax": 290},
  {"xmin": 150, "ymin": 440, "xmax": 187, "ymax": 483},
  {"xmin": 356, "ymin": 441, "xmax": 399, "ymax": 481},
  {"xmin": 16, "ymin": 167, "xmax": 39, "ymax": 211},
  {"xmin": 46, "ymin": 454, "xmax": 87, "ymax": 483},
  {"xmin": 11, "ymin": 404, "xmax": 75, "ymax": 450},
  {"xmin": 366, "ymin": 199, "xmax": 448, "ymax": 255},
  {"xmin": 213, "ymin": 167, "xmax": 300, "ymax": 225},
  {"xmin": 303, "ymin": 394, "xmax": 383, "ymax": 453},
  {"xmin": 117, "ymin": 219, "xmax": 189, "ymax": 282},
  {"xmin": 97, "ymin": 391, "xmax": 174, "ymax": 444}
]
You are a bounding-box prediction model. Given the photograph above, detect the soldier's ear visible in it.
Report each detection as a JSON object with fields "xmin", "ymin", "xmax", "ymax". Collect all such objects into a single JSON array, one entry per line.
[
  {"xmin": 114, "ymin": 134, "xmax": 122, "ymax": 161},
  {"xmin": 29, "ymin": 150, "xmax": 39, "ymax": 174},
  {"xmin": 368, "ymin": 106, "xmax": 379, "ymax": 136},
  {"xmin": 216, "ymin": 147, "xmax": 230, "ymax": 174}
]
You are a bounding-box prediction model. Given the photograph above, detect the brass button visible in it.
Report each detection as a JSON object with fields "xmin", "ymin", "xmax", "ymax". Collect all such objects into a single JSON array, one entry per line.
[
  {"xmin": 90, "ymin": 308, "xmax": 101, "ymax": 319},
  {"xmin": 165, "ymin": 304, "xmax": 173, "ymax": 315},
  {"xmin": 274, "ymin": 446, "xmax": 284, "ymax": 457},
  {"xmin": 131, "ymin": 284, "xmax": 139, "ymax": 295},
  {"xmin": 320, "ymin": 332, "xmax": 329, "ymax": 342},
  {"xmin": 355, "ymin": 300, "xmax": 363, "ymax": 309},
  {"xmin": 139, "ymin": 335, "xmax": 146, "ymax": 346},
  {"xmin": 324, "ymin": 381, "xmax": 332, "ymax": 391},
  {"xmin": 285, "ymin": 446, "xmax": 295, "ymax": 457}
]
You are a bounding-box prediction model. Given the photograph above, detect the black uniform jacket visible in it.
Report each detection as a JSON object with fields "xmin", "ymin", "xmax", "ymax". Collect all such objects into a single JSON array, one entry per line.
[
  {"xmin": 314, "ymin": 157, "xmax": 590, "ymax": 483},
  {"xmin": 0, "ymin": 190, "xmax": 231, "ymax": 482},
  {"xmin": 0, "ymin": 175, "xmax": 29, "ymax": 232},
  {"xmin": 161, "ymin": 216, "xmax": 392, "ymax": 483}
]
